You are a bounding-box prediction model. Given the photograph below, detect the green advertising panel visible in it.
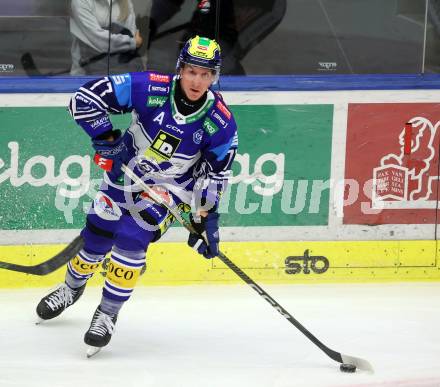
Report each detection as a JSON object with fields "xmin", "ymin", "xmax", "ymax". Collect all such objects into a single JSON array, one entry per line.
[{"xmin": 0, "ymin": 104, "xmax": 333, "ymax": 230}]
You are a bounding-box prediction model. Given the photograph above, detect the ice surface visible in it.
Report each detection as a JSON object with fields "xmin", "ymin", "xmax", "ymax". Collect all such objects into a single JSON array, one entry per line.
[{"xmin": 0, "ymin": 282, "xmax": 439, "ymax": 387}]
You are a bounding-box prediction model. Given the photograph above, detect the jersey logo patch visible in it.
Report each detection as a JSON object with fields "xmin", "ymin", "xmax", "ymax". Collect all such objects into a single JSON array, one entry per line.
[
  {"xmin": 211, "ymin": 110, "xmax": 228, "ymax": 128},
  {"xmin": 216, "ymin": 100, "xmax": 231, "ymax": 120},
  {"xmin": 147, "ymin": 96, "xmax": 167, "ymax": 107},
  {"xmin": 149, "ymin": 73, "xmax": 170, "ymax": 83},
  {"xmin": 93, "ymin": 192, "xmax": 122, "ymax": 221},
  {"xmin": 148, "ymin": 84, "xmax": 169, "ymax": 93},
  {"xmin": 203, "ymin": 118, "xmax": 220, "ymax": 136},
  {"xmin": 145, "ymin": 130, "xmax": 181, "ymax": 162}
]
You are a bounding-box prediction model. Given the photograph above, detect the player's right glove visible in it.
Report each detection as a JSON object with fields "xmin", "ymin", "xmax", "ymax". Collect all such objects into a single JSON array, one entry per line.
[
  {"xmin": 187, "ymin": 212, "xmax": 220, "ymax": 259},
  {"xmin": 92, "ymin": 129, "xmax": 128, "ymax": 180}
]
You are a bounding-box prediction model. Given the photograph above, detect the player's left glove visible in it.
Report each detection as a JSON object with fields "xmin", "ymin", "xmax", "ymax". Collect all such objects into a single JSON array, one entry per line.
[
  {"xmin": 92, "ymin": 129, "xmax": 128, "ymax": 180},
  {"xmin": 187, "ymin": 212, "xmax": 219, "ymax": 259}
]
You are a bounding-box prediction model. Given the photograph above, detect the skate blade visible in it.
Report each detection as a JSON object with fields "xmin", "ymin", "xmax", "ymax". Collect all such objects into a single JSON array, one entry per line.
[
  {"xmin": 35, "ymin": 317, "xmax": 44, "ymax": 325},
  {"xmin": 86, "ymin": 346, "xmax": 101, "ymax": 358}
]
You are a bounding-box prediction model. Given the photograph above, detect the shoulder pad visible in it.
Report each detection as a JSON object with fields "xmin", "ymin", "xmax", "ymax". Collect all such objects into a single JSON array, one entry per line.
[
  {"xmin": 214, "ymin": 90, "xmax": 225, "ymax": 101},
  {"xmin": 208, "ymin": 93, "xmax": 234, "ymax": 125},
  {"xmin": 203, "ymin": 98, "xmax": 235, "ymax": 136},
  {"xmin": 214, "ymin": 99, "xmax": 232, "ymax": 120}
]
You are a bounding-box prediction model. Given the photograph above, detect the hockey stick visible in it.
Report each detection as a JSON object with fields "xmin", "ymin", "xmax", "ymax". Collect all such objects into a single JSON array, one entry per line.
[
  {"xmin": 0, "ymin": 236, "xmax": 84, "ymax": 276},
  {"xmin": 121, "ymin": 164, "xmax": 374, "ymax": 372}
]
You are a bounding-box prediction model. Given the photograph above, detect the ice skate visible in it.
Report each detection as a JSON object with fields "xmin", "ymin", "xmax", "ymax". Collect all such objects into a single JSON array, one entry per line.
[
  {"xmin": 84, "ymin": 306, "xmax": 117, "ymax": 358},
  {"xmin": 86, "ymin": 345, "xmax": 102, "ymax": 358},
  {"xmin": 36, "ymin": 283, "xmax": 85, "ymax": 323}
]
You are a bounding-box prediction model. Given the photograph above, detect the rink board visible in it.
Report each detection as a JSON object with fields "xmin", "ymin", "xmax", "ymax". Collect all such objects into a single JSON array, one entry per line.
[
  {"xmin": 1, "ymin": 88, "xmax": 440, "ymax": 289},
  {"xmin": 2, "ymin": 91, "xmax": 440, "ymax": 245},
  {"xmin": 0, "ymin": 240, "xmax": 438, "ymax": 288}
]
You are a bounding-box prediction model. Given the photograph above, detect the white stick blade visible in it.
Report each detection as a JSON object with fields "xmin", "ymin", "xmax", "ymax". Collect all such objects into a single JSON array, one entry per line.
[{"xmin": 341, "ymin": 354, "xmax": 374, "ymax": 373}]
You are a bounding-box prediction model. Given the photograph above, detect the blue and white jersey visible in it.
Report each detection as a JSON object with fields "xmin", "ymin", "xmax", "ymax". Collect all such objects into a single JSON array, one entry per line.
[{"xmin": 69, "ymin": 71, "xmax": 238, "ymax": 209}]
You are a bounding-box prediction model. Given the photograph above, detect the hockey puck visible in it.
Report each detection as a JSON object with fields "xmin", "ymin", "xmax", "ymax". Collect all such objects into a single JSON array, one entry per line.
[{"xmin": 340, "ymin": 363, "xmax": 356, "ymax": 373}]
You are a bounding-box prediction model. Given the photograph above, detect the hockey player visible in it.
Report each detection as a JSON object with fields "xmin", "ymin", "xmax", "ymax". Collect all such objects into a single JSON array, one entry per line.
[{"xmin": 36, "ymin": 35, "xmax": 238, "ymax": 356}]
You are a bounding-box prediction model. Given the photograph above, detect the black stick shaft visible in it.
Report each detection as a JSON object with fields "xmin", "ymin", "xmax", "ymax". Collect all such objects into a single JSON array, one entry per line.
[
  {"xmin": 217, "ymin": 251, "xmax": 343, "ymax": 363},
  {"xmin": 0, "ymin": 236, "xmax": 84, "ymax": 276},
  {"xmin": 120, "ymin": 165, "xmax": 350, "ymax": 365}
]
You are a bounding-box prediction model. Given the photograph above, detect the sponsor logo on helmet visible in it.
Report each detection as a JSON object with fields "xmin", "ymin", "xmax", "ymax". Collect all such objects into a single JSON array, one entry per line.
[
  {"xmin": 147, "ymin": 96, "xmax": 167, "ymax": 107},
  {"xmin": 188, "ymin": 37, "xmax": 218, "ymax": 60},
  {"xmin": 203, "ymin": 118, "xmax": 219, "ymax": 136},
  {"xmin": 94, "ymin": 192, "xmax": 122, "ymax": 221},
  {"xmin": 216, "ymin": 100, "xmax": 231, "ymax": 120},
  {"xmin": 149, "ymin": 73, "xmax": 170, "ymax": 83},
  {"xmin": 194, "ymin": 51, "xmax": 209, "ymax": 58}
]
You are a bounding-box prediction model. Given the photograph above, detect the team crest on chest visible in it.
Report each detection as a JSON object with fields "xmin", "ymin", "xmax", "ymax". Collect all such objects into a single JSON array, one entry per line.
[{"xmin": 193, "ymin": 129, "xmax": 204, "ymax": 144}]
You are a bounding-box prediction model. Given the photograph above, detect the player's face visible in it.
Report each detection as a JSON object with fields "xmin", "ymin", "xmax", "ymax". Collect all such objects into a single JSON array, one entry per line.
[{"xmin": 179, "ymin": 64, "xmax": 215, "ymax": 101}]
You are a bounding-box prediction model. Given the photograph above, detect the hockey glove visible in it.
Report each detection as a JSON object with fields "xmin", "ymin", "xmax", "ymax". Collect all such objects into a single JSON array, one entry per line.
[
  {"xmin": 92, "ymin": 129, "xmax": 128, "ymax": 180},
  {"xmin": 187, "ymin": 212, "xmax": 220, "ymax": 259}
]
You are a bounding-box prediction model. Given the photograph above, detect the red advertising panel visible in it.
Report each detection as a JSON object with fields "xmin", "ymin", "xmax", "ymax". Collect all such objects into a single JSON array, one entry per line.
[{"xmin": 344, "ymin": 103, "xmax": 440, "ymax": 224}]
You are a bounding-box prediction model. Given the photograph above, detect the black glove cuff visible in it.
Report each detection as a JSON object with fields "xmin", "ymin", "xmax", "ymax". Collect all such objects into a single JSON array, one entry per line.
[
  {"xmin": 189, "ymin": 214, "xmax": 205, "ymax": 235},
  {"xmin": 93, "ymin": 129, "xmax": 122, "ymax": 143}
]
